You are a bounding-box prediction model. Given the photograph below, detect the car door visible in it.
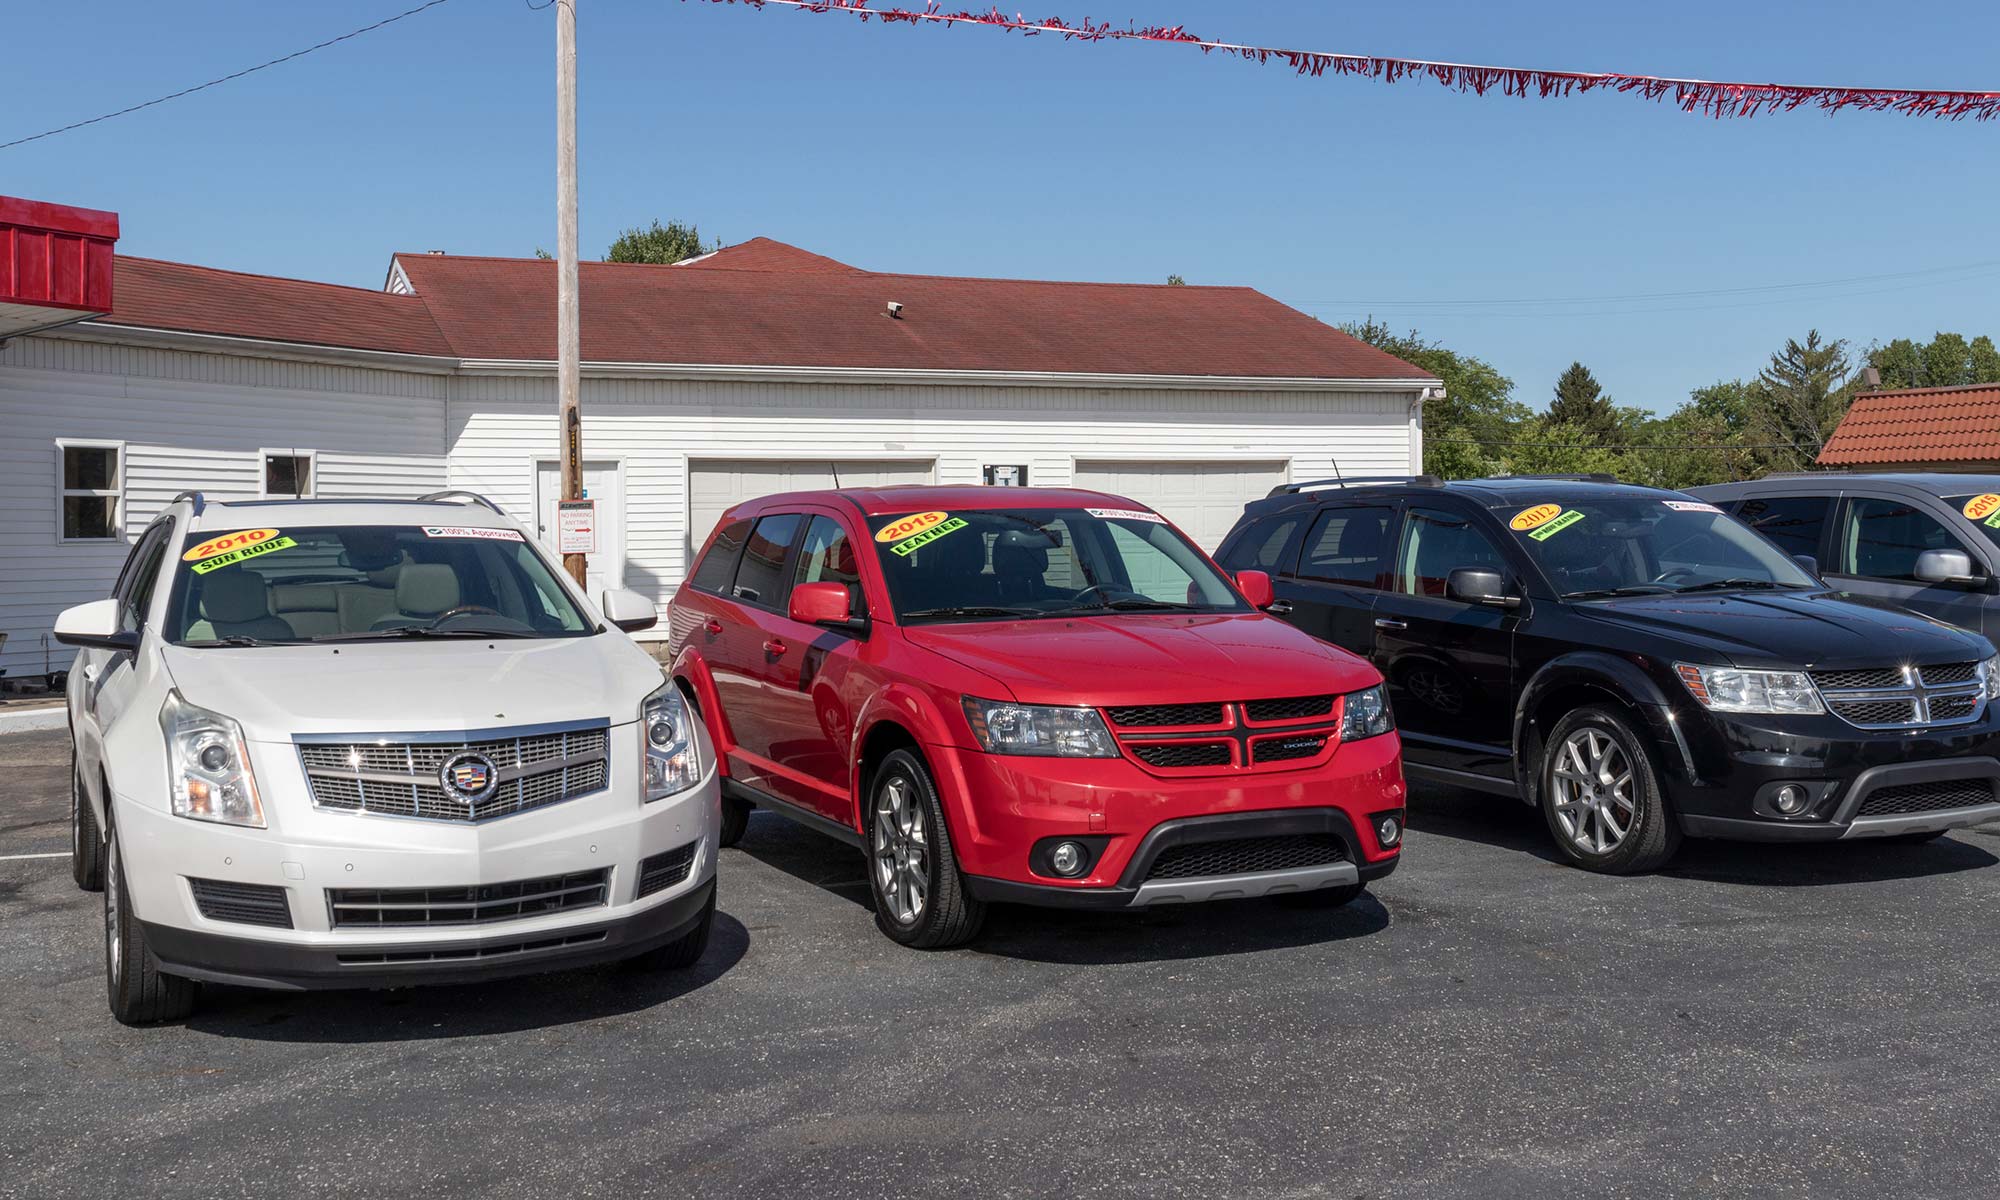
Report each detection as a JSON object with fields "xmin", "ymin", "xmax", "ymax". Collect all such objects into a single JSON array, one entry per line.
[
  {"xmin": 76, "ymin": 520, "xmax": 174, "ymax": 788},
  {"xmin": 1368, "ymin": 502, "xmax": 1519, "ymax": 778},
  {"xmin": 705, "ymin": 511, "xmax": 805, "ymax": 796},
  {"xmin": 1277, "ymin": 502, "xmax": 1396, "ymax": 658},
  {"xmin": 1828, "ymin": 494, "xmax": 1990, "ymax": 631},
  {"xmin": 758, "ymin": 509, "xmax": 873, "ymax": 824}
]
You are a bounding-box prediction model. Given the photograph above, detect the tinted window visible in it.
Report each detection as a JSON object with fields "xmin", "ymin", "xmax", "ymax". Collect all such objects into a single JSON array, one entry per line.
[
  {"xmin": 1838, "ymin": 499, "xmax": 1969, "ymax": 582},
  {"xmin": 1736, "ymin": 495, "xmax": 1829, "ymax": 559},
  {"xmin": 793, "ymin": 516, "xmax": 862, "ymax": 611},
  {"xmin": 1394, "ymin": 507, "xmax": 1507, "ymax": 598},
  {"xmin": 731, "ymin": 514, "xmax": 801, "ymax": 607},
  {"xmin": 117, "ymin": 524, "xmax": 173, "ymax": 633},
  {"xmin": 1229, "ymin": 514, "xmax": 1304, "ymax": 573},
  {"xmin": 688, "ymin": 518, "xmax": 751, "ymax": 594},
  {"xmin": 1503, "ymin": 497, "xmax": 1817, "ymax": 596},
  {"xmin": 1298, "ymin": 506, "xmax": 1393, "ymax": 589}
]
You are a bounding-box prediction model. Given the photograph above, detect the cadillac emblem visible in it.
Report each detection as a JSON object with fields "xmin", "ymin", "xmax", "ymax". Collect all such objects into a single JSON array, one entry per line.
[{"xmin": 440, "ymin": 752, "xmax": 499, "ymax": 805}]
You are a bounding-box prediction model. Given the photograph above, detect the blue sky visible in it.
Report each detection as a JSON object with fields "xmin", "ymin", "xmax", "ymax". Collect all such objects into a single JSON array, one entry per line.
[{"xmin": 4, "ymin": 0, "xmax": 1997, "ymax": 414}]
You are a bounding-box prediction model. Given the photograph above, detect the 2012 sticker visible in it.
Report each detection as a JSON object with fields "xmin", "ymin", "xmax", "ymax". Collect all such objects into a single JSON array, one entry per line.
[
  {"xmin": 1663, "ymin": 500, "xmax": 1722, "ymax": 514},
  {"xmin": 1510, "ymin": 504, "xmax": 1563, "ymax": 532},
  {"xmin": 876, "ymin": 511, "xmax": 951, "ymax": 543},
  {"xmin": 183, "ymin": 529, "xmax": 279, "ymax": 562},
  {"xmin": 190, "ymin": 535, "xmax": 297, "ymax": 575},
  {"xmin": 422, "ymin": 526, "xmax": 525, "ymax": 542},
  {"xmin": 891, "ymin": 517, "xmax": 969, "ymax": 558},
  {"xmin": 1962, "ymin": 493, "xmax": 2000, "ymax": 522},
  {"xmin": 1528, "ymin": 511, "xmax": 1587, "ymax": 541},
  {"xmin": 1086, "ymin": 508, "xmax": 1168, "ymax": 524}
]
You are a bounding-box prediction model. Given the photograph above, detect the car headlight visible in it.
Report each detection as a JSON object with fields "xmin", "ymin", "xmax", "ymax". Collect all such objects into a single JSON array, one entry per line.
[
  {"xmin": 1982, "ymin": 654, "xmax": 2000, "ymax": 701},
  {"xmin": 1341, "ymin": 684, "xmax": 1394, "ymax": 741},
  {"xmin": 160, "ymin": 691, "xmax": 264, "ymax": 828},
  {"xmin": 641, "ymin": 682, "xmax": 703, "ymax": 802},
  {"xmin": 1674, "ymin": 663, "xmax": 1825, "ymax": 714},
  {"xmin": 961, "ymin": 697, "xmax": 1118, "ymax": 758}
]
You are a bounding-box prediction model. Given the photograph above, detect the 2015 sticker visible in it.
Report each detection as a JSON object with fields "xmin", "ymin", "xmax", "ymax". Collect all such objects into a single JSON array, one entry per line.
[
  {"xmin": 182, "ymin": 529, "xmax": 279, "ymax": 562},
  {"xmin": 1663, "ymin": 500, "xmax": 1722, "ymax": 514},
  {"xmin": 890, "ymin": 518, "xmax": 969, "ymax": 558},
  {"xmin": 1528, "ymin": 511, "xmax": 1587, "ymax": 541},
  {"xmin": 1962, "ymin": 493, "xmax": 2000, "ymax": 522},
  {"xmin": 876, "ymin": 511, "xmax": 951, "ymax": 543},
  {"xmin": 1510, "ymin": 504, "xmax": 1563, "ymax": 531},
  {"xmin": 190, "ymin": 535, "xmax": 297, "ymax": 575},
  {"xmin": 1086, "ymin": 508, "xmax": 1168, "ymax": 524},
  {"xmin": 422, "ymin": 526, "xmax": 525, "ymax": 542}
]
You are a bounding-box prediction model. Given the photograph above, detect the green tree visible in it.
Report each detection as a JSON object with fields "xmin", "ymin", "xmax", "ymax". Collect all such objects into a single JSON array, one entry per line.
[
  {"xmin": 1924, "ymin": 332, "xmax": 1975, "ymax": 388},
  {"xmin": 1342, "ymin": 319, "xmax": 1530, "ymax": 477},
  {"xmin": 1751, "ymin": 329, "xmax": 1852, "ymax": 472},
  {"xmin": 604, "ymin": 219, "xmax": 714, "ymax": 265},
  {"xmin": 1864, "ymin": 331, "xmax": 2000, "ymax": 390},
  {"xmin": 1547, "ymin": 361, "xmax": 1625, "ymax": 446},
  {"xmin": 1974, "ymin": 336, "xmax": 2000, "ymax": 382},
  {"xmin": 1166, "ymin": 274, "xmax": 1186, "ymax": 286},
  {"xmin": 1497, "ymin": 419, "xmax": 1631, "ymax": 479}
]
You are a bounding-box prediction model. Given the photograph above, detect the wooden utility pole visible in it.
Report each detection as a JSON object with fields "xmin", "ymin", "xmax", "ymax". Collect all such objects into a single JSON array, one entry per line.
[{"xmin": 556, "ymin": 0, "xmax": 586, "ymax": 588}]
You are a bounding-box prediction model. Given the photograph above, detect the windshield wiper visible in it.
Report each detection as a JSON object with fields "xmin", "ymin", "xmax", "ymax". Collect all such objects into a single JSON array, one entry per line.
[
  {"xmin": 1563, "ymin": 585, "xmax": 1675, "ymax": 600},
  {"xmin": 183, "ymin": 635, "xmax": 280, "ymax": 647},
  {"xmin": 1670, "ymin": 578, "xmax": 1803, "ymax": 595},
  {"xmin": 312, "ymin": 626, "xmax": 539, "ymax": 642},
  {"xmin": 900, "ymin": 605, "xmax": 1040, "ymax": 622},
  {"xmin": 1057, "ymin": 598, "xmax": 1205, "ymax": 613}
]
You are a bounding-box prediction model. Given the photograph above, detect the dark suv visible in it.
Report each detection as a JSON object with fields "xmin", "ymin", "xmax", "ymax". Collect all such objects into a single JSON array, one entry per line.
[
  {"xmin": 1691, "ymin": 473, "xmax": 2000, "ymax": 640},
  {"xmin": 1216, "ymin": 475, "xmax": 2000, "ymax": 873}
]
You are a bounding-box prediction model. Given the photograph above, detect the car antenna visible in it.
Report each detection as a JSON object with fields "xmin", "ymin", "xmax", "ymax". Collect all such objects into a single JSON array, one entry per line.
[{"xmin": 830, "ymin": 461, "xmax": 843, "ymax": 489}]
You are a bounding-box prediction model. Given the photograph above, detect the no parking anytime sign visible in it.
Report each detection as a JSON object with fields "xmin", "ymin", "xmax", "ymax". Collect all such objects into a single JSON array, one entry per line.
[{"xmin": 557, "ymin": 499, "xmax": 597, "ymax": 554}]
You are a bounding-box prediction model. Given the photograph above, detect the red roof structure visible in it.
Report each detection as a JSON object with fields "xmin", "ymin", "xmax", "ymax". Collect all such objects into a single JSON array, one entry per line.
[
  {"xmin": 1818, "ymin": 384, "xmax": 2000, "ymax": 468},
  {"xmin": 0, "ymin": 196, "xmax": 119, "ymax": 339},
  {"xmin": 675, "ymin": 237, "xmax": 861, "ymax": 274},
  {"xmin": 109, "ymin": 257, "xmax": 452, "ymax": 357}
]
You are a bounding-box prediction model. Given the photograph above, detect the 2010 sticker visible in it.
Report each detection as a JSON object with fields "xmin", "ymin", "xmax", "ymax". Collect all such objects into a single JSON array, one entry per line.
[
  {"xmin": 890, "ymin": 518, "xmax": 969, "ymax": 558},
  {"xmin": 422, "ymin": 526, "xmax": 525, "ymax": 542},
  {"xmin": 1962, "ymin": 493, "xmax": 2000, "ymax": 522},
  {"xmin": 1510, "ymin": 504, "xmax": 1563, "ymax": 531},
  {"xmin": 182, "ymin": 529, "xmax": 279, "ymax": 562},
  {"xmin": 875, "ymin": 511, "xmax": 951, "ymax": 543},
  {"xmin": 1663, "ymin": 500, "xmax": 1722, "ymax": 514},
  {"xmin": 190, "ymin": 535, "xmax": 297, "ymax": 575},
  {"xmin": 1528, "ymin": 511, "xmax": 1587, "ymax": 541},
  {"xmin": 1086, "ymin": 508, "xmax": 1168, "ymax": 524}
]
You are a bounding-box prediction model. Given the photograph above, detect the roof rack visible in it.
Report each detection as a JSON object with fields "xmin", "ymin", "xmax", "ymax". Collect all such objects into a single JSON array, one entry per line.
[
  {"xmin": 1269, "ymin": 475, "xmax": 1441, "ymax": 497},
  {"xmin": 416, "ymin": 490, "xmax": 507, "ymax": 516},
  {"xmin": 170, "ymin": 490, "xmax": 206, "ymax": 516},
  {"xmin": 1491, "ymin": 473, "xmax": 1622, "ymax": 484}
]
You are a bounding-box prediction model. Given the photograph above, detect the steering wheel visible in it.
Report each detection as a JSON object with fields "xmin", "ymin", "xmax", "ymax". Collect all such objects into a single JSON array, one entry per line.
[
  {"xmin": 428, "ymin": 604, "xmax": 503, "ymax": 628},
  {"xmin": 1070, "ymin": 583, "xmax": 1128, "ymax": 605},
  {"xmin": 1650, "ymin": 568, "xmax": 1700, "ymax": 585}
]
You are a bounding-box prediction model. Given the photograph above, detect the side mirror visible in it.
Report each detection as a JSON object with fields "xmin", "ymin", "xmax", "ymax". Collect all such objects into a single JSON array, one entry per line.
[
  {"xmin": 1914, "ymin": 548, "xmax": 1981, "ymax": 586},
  {"xmin": 54, "ymin": 598, "xmax": 139, "ymax": 652},
  {"xmin": 599, "ymin": 588, "xmax": 658, "ymax": 634},
  {"xmin": 1234, "ymin": 570, "xmax": 1275, "ymax": 610},
  {"xmin": 1792, "ymin": 554, "xmax": 1821, "ymax": 578},
  {"xmin": 788, "ymin": 581, "xmax": 865, "ymax": 630},
  {"xmin": 1447, "ymin": 567, "xmax": 1520, "ymax": 608}
]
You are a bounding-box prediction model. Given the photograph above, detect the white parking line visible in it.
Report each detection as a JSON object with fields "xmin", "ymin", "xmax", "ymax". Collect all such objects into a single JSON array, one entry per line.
[{"xmin": 0, "ymin": 852, "xmax": 68, "ymax": 861}]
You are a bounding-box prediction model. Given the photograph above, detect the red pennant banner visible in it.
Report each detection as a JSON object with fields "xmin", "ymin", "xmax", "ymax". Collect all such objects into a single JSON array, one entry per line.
[{"xmin": 689, "ymin": 0, "xmax": 2000, "ymax": 122}]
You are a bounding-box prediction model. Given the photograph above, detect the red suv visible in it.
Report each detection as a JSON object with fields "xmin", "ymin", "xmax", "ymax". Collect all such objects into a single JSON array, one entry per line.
[{"xmin": 668, "ymin": 487, "xmax": 1405, "ymax": 947}]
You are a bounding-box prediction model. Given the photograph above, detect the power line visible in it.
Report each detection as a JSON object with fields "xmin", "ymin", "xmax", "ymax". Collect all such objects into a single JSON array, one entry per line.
[{"xmin": 0, "ymin": 0, "xmax": 455, "ymax": 152}]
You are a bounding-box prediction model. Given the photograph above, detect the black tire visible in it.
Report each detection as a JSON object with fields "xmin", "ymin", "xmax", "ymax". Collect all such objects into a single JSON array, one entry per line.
[
  {"xmin": 1272, "ymin": 881, "xmax": 1367, "ymax": 909},
  {"xmin": 866, "ymin": 749, "xmax": 986, "ymax": 948},
  {"xmin": 1538, "ymin": 705, "xmax": 1681, "ymax": 874},
  {"xmin": 71, "ymin": 758, "xmax": 104, "ymax": 892},
  {"xmin": 625, "ymin": 887, "xmax": 716, "ymax": 971},
  {"xmin": 104, "ymin": 831, "xmax": 197, "ymax": 1025},
  {"xmin": 718, "ymin": 795, "xmax": 751, "ymax": 848}
]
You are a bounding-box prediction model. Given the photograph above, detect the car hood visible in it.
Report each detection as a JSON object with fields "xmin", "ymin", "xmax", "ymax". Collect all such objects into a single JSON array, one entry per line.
[
  {"xmin": 903, "ymin": 612, "xmax": 1378, "ymax": 706},
  {"xmin": 161, "ymin": 636, "xmax": 661, "ymax": 740},
  {"xmin": 1573, "ymin": 589, "xmax": 1993, "ymax": 669}
]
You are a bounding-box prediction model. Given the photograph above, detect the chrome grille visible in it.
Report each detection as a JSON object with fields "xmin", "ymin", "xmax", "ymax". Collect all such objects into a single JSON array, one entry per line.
[
  {"xmin": 1810, "ymin": 664, "xmax": 1985, "ymax": 731},
  {"xmin": 298, "ymin": 723, "xmax": 611, "ymax": 823},
  {"xmin": 1108, "ymin": 696, "xmax": 1346, "ymax": 775},
  {"xmin": 327, "ymin": 869, "xmax": 609, "ymax": 928}
]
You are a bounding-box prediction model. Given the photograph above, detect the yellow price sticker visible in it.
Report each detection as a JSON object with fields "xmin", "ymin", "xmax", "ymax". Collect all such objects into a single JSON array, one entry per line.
[
  {"xmin": 183, "ymin": 529, "xmax": 279, "ymax": 562},
  {"xmin": 1962, "ymin": 493, "xmax": 2000, "ymax": 522},
  {"xmin": 190, "ymin": 535, "xmax": 296, "ymax": 575},
  {"xmin": 1510, "ymin": 504, "xmax": 1563, "ymax": 532},
  {"xmin": 876, "ymin": 511, "xmax": 951, "ymax": 543}
]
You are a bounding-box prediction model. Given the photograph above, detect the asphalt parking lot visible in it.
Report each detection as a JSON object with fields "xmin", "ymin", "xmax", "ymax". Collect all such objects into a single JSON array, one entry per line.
[{"xmin": 5, "ymin": 725, "xmax": 2000, "ymax": 1199}]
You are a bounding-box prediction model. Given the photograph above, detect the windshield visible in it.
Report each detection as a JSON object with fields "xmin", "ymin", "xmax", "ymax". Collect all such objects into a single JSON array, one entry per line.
[
  {"xmin": 1501, "ymin": 497, "xmax": 1820, "ymax": 599},
  {"xmin": 163, "ymin": 525, "xmax": 594, "ymax": 645},
  {"xmin": 868, "ymin": 507, "xmax": 1249, "ymax": 623},
  {"xmin": 1949, "ymin": 492, "xmax": 2000, "ymax": 551}
]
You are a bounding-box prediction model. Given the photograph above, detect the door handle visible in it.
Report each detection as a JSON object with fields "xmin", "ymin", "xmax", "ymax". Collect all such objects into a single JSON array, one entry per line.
[
  {"xmin": 1266, "ymin": 600, "xmax": 1293, "ymax": 615},
  {"xmin": 1374, "ymin": 618, "xmax": 1409, "ymax": 631},
  {"xmin": 762, "ymin": 638, "xmax": 789, "ymax": 657},
  {"xmin": 703, "ymin": 619, "xmax": 724, "ymax": 636}
]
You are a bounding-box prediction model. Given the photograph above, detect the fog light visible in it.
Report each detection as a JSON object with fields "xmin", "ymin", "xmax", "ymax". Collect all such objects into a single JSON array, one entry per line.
[
  {"xmin": 1049, "ymin": 840, "xmax": 1087, "ymax": 877},
  {"xmin": 1376, "ymin": 815, "xmax": 1403, "ymax": 848},
  {"xmin": 1774, "ymin": 784, "xmax": 1809, "ymax": 816}
]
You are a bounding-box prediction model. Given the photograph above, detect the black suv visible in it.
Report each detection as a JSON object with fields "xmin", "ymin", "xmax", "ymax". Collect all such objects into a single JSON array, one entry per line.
[{"xmin": 1215, "ymin": 475, "xmax": 2000, "ymax": 873}]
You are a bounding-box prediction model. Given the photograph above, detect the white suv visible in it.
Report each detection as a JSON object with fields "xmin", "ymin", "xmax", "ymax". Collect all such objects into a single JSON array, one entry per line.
[{"xmin": 57, "ymin": 490, "xmax": 718, "ymax": 1024}]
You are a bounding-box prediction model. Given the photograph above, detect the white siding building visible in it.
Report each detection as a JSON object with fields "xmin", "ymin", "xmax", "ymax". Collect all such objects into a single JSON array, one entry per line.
[{"xmin": 0, "ymin": 234, "xmax": 1438, "ymax": 679}]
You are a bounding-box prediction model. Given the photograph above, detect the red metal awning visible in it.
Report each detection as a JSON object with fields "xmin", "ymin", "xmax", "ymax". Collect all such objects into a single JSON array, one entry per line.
[{"xmin": 0, "ymin": 195, "xmax": 118, "ymax": 339}]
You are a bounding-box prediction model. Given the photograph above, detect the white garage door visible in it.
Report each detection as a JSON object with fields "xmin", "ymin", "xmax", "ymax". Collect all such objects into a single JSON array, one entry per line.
[
  {"xmin": 1073, "ymin": 461, "xmax": 1288, "ymax": 551},
  {"xmin": 687, "ymin": 458, "xmax": 937, "ymax": 563}
]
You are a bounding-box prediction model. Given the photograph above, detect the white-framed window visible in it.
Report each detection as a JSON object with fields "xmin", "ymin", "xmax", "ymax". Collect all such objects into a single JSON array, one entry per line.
[
  {"xmin": 261, "ymin": 449, "xmax": 316, "ymax": 499},
  {"xmin": 55, "ymin": 439, "xmax": 124, "ymax": 543}
]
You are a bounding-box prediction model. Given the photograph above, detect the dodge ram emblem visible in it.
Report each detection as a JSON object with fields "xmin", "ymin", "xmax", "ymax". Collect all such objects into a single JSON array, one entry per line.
[{"xmin": 440, "ymin": 753, "xmax": 499, "ymax": 805}]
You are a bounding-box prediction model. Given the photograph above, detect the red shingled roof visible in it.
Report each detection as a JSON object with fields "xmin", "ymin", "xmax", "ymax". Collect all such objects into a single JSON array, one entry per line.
[
  {"xmin": 82, "ymin": 242, "xmax": 1435, "ymax": 383},
  {"xmin": 1819, "ymin": 384, "xmax": 2000, "ymax": 466},
  {"xmin": 106, "ymin": 256, "xmax": 453, "ymax": 357}
]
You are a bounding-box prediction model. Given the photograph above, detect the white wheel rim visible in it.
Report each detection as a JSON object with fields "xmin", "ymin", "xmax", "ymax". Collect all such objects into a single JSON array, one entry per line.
[
  {"xmin": 872, "ymin": 775, "xmax": 929, "ymax": 925},
  {"xmin": 1550, "ymin": 728, "xmax": 1637, "ymax": 855}
]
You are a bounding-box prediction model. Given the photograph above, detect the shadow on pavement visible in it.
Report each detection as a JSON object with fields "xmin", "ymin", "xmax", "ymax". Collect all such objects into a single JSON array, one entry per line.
[
  {"xmin": 735, "ymin": 812, "xmax": 1391, "ymax": 965},
  {"xmin": 181, "ymin": 911, "xmax": 750, "ymax": 1043}
]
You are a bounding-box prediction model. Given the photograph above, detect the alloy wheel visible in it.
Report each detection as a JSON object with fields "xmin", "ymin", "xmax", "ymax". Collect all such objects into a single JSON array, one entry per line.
[
  {"xmin": 871, "ymin": 775, "xmax": 929, "ymax": 925},
  {"xmin": 1550, "ymin": 727, "xmax": 1636, "ymax": 854}
]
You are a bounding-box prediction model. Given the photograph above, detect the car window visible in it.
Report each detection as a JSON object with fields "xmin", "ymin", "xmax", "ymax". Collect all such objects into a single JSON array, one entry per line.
[
  {"xmin": 688, "ymin": 518, "xmax": 751, "ymax": 594},
  {"xmin": 1838, "ymin": 498, "xmax": 1972, "ymax": 581},
  {"xmin": 1298, "ymin": 506, "xmax": 1393, "ymax": 589},
  {"xmin": 1735, "ymin": 495, "xmax": 1830, "ymax": 559},
  {"xmin": 1394, "ymin": 507, "xmax": 1507, "ymax": 598},
  {"xmin": 1104, "ymin": 524, "xmax": 1202, "ymax": 602},
  {"xmin": 730, "ymin": 514, "xmax": 802, "ymax": 608},
  {"xmin": 117, "ymin": 523, "xmax": 174, "ymax": 633},
  {"xmin": 1228, "ymin": 514, "xmax": 1304, "ymax": 574},
  {"xmin": 1502, "ymin": 496, "xmax": 1816, "ymax": 597},
  {"xmin": 1945, "ymin": 493, "xmax": 2000, "ymax": 555},
  {"xmin": 793, "ymin": 515, "xmax": 862, "ymax": 610}
]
